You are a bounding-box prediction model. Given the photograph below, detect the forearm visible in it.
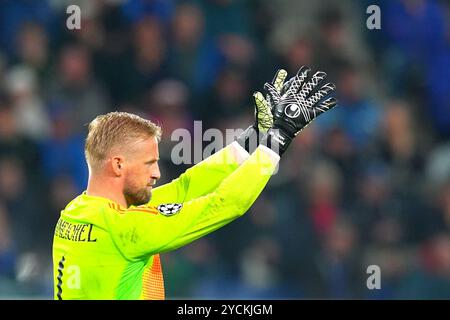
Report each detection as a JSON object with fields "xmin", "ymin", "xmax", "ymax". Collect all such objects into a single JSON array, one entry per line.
[
  {"xmin": 157, "ymin": 144, "xmax": 279, "ymax": 253},
  {"xmin": 112, "ymin": 142, "xmax": 280, "ymax": 259}
]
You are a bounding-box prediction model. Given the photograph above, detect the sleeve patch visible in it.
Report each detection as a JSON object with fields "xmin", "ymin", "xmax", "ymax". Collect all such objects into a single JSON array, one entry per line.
[{"xmin": 157, "ymin": 203, "xmax": 183, "ymax": 216}]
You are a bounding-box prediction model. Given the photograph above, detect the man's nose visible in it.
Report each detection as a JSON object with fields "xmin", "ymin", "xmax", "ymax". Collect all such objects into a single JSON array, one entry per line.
[{"xmin": 152, "ymin": 164, "xmax": 161, "ymax": 181}]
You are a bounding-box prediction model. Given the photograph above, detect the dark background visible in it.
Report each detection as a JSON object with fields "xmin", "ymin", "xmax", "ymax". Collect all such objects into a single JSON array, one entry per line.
[{"xmin": 0, "ymin": 0, "xmax": 449, "ymax": 299}]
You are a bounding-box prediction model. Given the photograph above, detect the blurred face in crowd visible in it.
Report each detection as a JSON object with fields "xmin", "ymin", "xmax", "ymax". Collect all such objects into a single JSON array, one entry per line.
[
  {"xmin": 0, "ymin": 105, "xmax": 17, "ymax": 138},
  {"xmin": 286, "ymin": 39, "xmax": 313, "ymax": 72},
  {"xmin": 427, "ymin": 234, "xmax": 450, "ymax": 276},
  {"xmin": 384, "ymin": 102, "xmax": 412, "ymax": 136},
  {"xmin": 134, "ymin": 16, "xmax": 165, "ymax": 66},
  {"xmin": 402, "ymin": 0, "xmax": 425, "ymax": 13},
  {"xmin": 438, "ymin": 182, "xmax": 450, "ymax": 225},
  {"xmin": 325, "ymin": 221, "xmax": 356, "ymax": 259},
  {"xmin": 308, "ymin": 161, "xmax": 342, "ymax": 204},
  {"xmin": 173, "ymin": 3, "xmax": 204, "ymax": 46},
  {"xmin": 18, "ymin": 23, "xmax": 48, "ymax": 67},
  {"xmin": 59, "ymin": 46, "xmax": 91, "ymax": 85},
  {"xmin": 338, "ymin": 67, "xmax": 362, "ymax": 102},
  {"xmin": 383, "ymin": 102, "xmax": 415, "ymax": 158},
  {"xmin": 0, "ymin": 158, "xmax": 25, "ymax": 201},
  {"xmin": 120, "ymin": 136, "xmax": 161, "ymax": 207},
  {"xmin": 216, "ymin": 69, "xmax": 248, "ymax": 105}
]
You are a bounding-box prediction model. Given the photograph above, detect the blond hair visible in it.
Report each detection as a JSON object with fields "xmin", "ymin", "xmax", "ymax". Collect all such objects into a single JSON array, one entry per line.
[{"xmin": 85, "ymin": 112, "xmax": 162, "ymax": 171}]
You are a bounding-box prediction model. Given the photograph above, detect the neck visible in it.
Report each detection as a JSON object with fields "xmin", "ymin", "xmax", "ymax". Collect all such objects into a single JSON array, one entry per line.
[{"xmin": 86, "ymin": 175, "xmax": 127, "ymax": 208}]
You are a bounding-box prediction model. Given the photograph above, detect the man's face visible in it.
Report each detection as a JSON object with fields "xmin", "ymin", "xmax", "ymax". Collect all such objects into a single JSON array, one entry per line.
[{"xmin": 122, "ymin": 136, "xmax": 161, "ymax": 207}]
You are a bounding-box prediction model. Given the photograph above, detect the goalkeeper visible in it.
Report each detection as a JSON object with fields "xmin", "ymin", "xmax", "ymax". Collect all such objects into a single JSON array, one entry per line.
[{"xmin": 52, "ymin": 66, "xmax": 337, "ymax": 300}]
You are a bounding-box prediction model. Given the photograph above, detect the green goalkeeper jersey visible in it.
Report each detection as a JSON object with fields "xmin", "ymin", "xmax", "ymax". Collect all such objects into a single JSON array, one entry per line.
[{"xmin": 52, "ymin": 144, "xmax": 278, "ymax": 300}]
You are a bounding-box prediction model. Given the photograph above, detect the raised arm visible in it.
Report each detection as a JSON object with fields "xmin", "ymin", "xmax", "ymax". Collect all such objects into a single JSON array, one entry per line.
[
  {"xmin": 149, "ymin": 141, "xmax": 249, "ymax": 206},
  {"xmin": 106, "ymin": 145, "xmax": 279, "ymax": 260},
  {"xmin": 148, "ymin": 69, "xmax": 289, "ymax": 206}
]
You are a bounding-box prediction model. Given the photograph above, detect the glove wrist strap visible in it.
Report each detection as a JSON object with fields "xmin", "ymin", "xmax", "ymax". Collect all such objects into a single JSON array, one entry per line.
[{"xmin": 260, "ymin": 128, "xmax": 293, "ymax": 157}]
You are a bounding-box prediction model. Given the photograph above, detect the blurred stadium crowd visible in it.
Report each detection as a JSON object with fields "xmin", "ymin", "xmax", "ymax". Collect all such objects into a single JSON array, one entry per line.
[{"xmin": 0, "ymin": 0, "xmax": 450, "ymax": 299}]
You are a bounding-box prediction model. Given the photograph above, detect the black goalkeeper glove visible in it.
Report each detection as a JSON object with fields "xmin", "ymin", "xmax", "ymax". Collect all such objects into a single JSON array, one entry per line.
[
  {"xmin": 236, "ymin": 69, "xmax": 287, "ymax": 153},
  {"xmin": 260, "ymin": 66, "xmax": 337, "ymax": 156}
]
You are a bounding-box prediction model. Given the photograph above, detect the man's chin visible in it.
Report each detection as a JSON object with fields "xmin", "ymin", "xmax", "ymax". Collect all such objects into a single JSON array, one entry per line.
[{"xmin": 125, "ymin": 191, "xmax": 152, "ymax": 207}]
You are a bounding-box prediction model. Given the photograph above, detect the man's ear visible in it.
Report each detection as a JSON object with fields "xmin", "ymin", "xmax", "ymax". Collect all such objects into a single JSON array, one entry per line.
[{"xmin": 111, "ymin": 156, "xmax": 124, "ymax": 177}]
